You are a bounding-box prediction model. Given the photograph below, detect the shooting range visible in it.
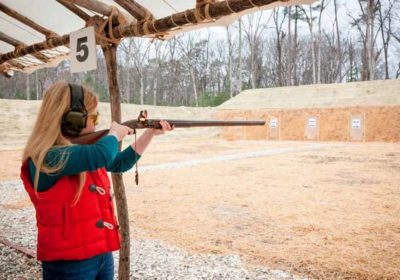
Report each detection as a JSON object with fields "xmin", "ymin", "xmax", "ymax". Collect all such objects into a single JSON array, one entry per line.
[{"xmin": 0, "ymin": 0, "xmax": 399, "ymax": 279}]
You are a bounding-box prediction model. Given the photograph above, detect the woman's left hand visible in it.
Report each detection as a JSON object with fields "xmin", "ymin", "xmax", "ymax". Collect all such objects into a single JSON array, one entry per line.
[{"xmin": 152, "ymin": 120, "xmax": 174, "ymax": 136}]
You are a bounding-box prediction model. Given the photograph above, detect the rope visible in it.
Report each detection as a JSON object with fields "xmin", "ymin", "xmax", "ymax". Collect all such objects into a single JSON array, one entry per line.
[
  {"xmin": 248, "ymin": 0, "xmax": 259, "ymax": 7},
  {"xmin": 204, "ymin": 3, "xmax": 213, "ymax": 20},
  {"xmin": 151, "ymin": 20, "xmax": 159, "ymax": 33},
  {"xmin": 170, "ymin": 14, "xmax": 179, "ymax": 27},
  {"xmin": 194, "ymin": 7, "xmax": 205, "ymax": 22},
  {"xmin": 14, "ymin": 44, "xmax": 27, "ymax": 57},
  {"xmin": 162, "ymin": 0, "xmax": 179, "ymax": 13},
  {"xmin": 86, "ymin": 6, "xmax": 126, "ymax": 46},
  {"xmin": 225, "ymin": 0, "xmax": 236, "ymax": 14},
  {"xmin": 43, "ymin": 32, "xmax": 59, "ymax": 49},
  {"xmin": 107, "ymin": 7, "xmax": 124, "ymax": 44},
  {"xmin": 194, "ymin": 0, "xmax": 215, "ymax": 23},
  {"xmin": 143, "ymin": 21, "xmax": 150, "ymax": 35},
  {"xmin": 132, "ymin": 21, "xmax": 140, "ymax": 36},
  {"xmin": 184, "ymin": 10, "xmax": 193, "ymax": 24},
  {"xmin": 46, "ymin": 32, "xmax": 59, "ymax": 40}
]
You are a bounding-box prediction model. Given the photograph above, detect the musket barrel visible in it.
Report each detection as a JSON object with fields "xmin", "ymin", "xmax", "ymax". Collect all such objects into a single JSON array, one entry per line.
[
  {"xmin": 122, "ymin": 119, "xmax": 266, "ymax": 129},
  {"xmin": 162, "ymin": 120, "xmax": 266, "ymax": 128}
]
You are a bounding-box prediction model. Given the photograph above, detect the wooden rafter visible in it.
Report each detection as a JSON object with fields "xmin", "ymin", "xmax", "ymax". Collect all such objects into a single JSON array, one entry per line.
[
  {"xmin": 0, "ymin": 34, "xmax": 69, "ymax": 64},
  {"xmin": 56, "ymin": 0, "xmax": 91, "ymax": 21},
  {"xmin": 65, "ymin": 0, "xmax": 114, "ymax": 16},
  {"xmin": 65, "ymin": 0, "xmax": 132, "ymax": 22},
  {"xmin": 0, "ymin": 31, "xmax": 20, "ymax": 46},
  {"xmin": 0, "ymin": 3, "xmax": 58, "ymax": 38},
  {"xmin": 0, "ymin": 31, "xmax": 49, "ymax": 63},
  {"xmin": 113, "ymin": 0, "xmax": 154, "ymax": 21},
  {"xmin": 115, "ymin": 0, "xmax": 278, "ymax": 38},
  {"xmin": 0, "ymin": 0, "xmax": 286, "ymax": 65}
]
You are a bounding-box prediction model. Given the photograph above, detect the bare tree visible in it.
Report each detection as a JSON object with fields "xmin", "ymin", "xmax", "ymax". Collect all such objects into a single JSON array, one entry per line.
[
  {"xmin": 238, "ymin": 18, "xmax": 243, "ymax": 92},
  {"xmin": 122, "ymin": 38, "xmax": 151, "ymax": 104},
  {"xmin": 293, "ymin": 5, "xmax": 300, "ymax": 85},
  {"xmin": 316, "ymin": 0, "xmax": 330, "ymax": 83},
  {"xmin": 151, "ymin": 40, "xmax": 168, "ymax": 105},
  {"xmin": 298, "ymin": 4, "xmax": 319, "ymax": 84},
  {"xmin": 272, "ymin": 8, "xmax": 287, "ymax": 87},
  {"xmin": 118, "ymin": 39, "xmax": 133, "ymax": 103},
  {"xmin": 377, "ymin": 0, "xmax": 396, "ymax": 79},
  {"xmin": 242, "ymin": 12, "xmax": 269, "ymax": 89},
  {"xmin": 348, "ymin": 0, "xmax": 380, "ymax": 80},
  {"xmin": 25, "ymin": 74, "xmax": 30, "ymax": 100},
  {"xmin": 286, "ymin": 6, "xmax": 293, "ymax": 86},
  {"xmin": 333, "ymin": 0, "xmax": 344, "ymax": 82},
  {"xmin": 226, "ymin": 25, "xmax": 234, "ymax": 98},
  {"xmin": 176, "ymin": 32, "xmax": 203, "ymax": 107}
]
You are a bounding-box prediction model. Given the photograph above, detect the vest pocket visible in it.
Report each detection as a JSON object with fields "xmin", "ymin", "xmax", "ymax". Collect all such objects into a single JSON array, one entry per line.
[{"xmin": 36, "ymin": 202, "xmax": 63, "ymax": 227}]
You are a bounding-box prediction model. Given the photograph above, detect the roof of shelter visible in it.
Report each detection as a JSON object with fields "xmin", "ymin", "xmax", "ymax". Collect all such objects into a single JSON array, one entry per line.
[
  {"xmin": 219, "ymin": 79, "xmax": 400, "ymax": 110},
  {"xmin": 0, "ymin": 0, "xmax": 315, "ymax": 74}
]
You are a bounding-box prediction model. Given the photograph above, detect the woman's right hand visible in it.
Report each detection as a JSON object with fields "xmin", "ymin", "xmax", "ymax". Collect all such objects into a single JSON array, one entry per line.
[{"xmin": 108, "ymin": 121, "xmax": 134, "ymax": 142}]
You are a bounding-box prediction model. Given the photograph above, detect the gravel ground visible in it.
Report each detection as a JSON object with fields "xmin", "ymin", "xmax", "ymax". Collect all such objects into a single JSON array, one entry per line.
[{"xmin": 0, "ymin": 180, "xmax": 307, "ymax": 280}]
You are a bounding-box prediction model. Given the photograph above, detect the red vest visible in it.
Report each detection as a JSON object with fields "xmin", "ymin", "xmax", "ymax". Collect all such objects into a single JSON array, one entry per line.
[{"xmin": 20, "ymin": 161, "xmax": 121, "ymax": 261}]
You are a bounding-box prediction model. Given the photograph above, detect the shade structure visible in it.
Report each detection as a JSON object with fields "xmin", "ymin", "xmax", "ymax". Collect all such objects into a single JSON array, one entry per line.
[{"xmin": 0, "ymin": 0, "xmax": 315, "ymax": 74}]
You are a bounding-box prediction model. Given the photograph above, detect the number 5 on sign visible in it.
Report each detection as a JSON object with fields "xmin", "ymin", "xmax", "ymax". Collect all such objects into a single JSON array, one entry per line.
[{"xmin": 70, "ymin": 26, "xmax": 97, "ymax": 73}]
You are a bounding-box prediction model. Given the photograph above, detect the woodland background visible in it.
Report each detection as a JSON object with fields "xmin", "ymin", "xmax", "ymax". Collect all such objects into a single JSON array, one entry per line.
[{"xmin": 0, "ymin": 0, "xmax": 399, "ymax": 107}]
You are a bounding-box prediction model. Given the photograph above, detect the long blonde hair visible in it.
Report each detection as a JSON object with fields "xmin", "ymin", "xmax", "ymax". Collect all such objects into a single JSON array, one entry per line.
[{"xmin": 22, "ymin": 81, "xmax": 99, "ymax": 204}]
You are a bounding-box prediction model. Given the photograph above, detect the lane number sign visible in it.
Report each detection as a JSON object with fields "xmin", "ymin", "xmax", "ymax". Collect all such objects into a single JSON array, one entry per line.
[
  {"xmin": 70, "ymin": 26, "xmax": 97, "ymax": 73},
  {"xmin": 308, "ymin": 118, "xmax": 317, "ymax": 128},
  {"xmin": 352, "ymin": 118, "xmax": 361, "ymax": 129},
  {"xmin": 270, "ymin": 118, "xmax": 278, "ymax": 128}
]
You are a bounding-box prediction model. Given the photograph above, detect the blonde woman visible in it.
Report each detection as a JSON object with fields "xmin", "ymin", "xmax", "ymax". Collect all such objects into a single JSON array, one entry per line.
[{"xmin": 20, "ymin": 81, "xmax": 173, "ymax": 279}]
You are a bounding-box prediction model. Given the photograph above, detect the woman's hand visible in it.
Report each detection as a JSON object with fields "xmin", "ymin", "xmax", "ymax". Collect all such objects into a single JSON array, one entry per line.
[
  {"xmin": 150, "ymin": 120, "xmax": 174, "ymax": 136},
  {"xmin": 108, "ymin": 121, "xmax": 134, "ymax": 142}
]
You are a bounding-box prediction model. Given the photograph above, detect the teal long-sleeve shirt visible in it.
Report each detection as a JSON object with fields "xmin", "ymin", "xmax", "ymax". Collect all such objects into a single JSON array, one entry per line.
[{"xmin": 28, "ymin": 135, "xmax": 141, "ymax": 192}]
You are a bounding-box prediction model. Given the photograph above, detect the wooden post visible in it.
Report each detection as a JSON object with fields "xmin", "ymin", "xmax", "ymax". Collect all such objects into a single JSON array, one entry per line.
[{"xmin": 102, "ymin": 43, "xmax": 131, "ymax": 280}]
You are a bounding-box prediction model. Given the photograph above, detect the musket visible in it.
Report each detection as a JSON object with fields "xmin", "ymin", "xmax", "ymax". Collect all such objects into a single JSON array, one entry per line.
[{"xmin": 71, "ymin": 110, "xmax": 266, "ymax": 145}]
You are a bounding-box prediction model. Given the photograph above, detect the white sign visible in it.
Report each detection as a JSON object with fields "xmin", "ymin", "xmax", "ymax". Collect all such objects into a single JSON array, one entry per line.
[
  {"xmin": 352, "ymin": 118, "xmax": 361, "ymax": 129},
  {"xmin": 70, "ymin": 26, "xmax": 97, "ymax": 73},
  {"xmin": 270, "ymin": 118, "xmax": 278, "ymax": 128},
  {"xmin": 308, "ymin": 118, "xmax": 317, "ymax": 128}
]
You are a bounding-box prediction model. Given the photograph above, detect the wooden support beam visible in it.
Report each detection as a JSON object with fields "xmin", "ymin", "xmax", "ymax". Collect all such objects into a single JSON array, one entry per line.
[
  {"xmin": 113, "ymin": 0, "xmax": 153, "ymax": 21},
  {"xmin": 0, "ymin": 31, "xmax": 49, "ymax": 62},
  {"xmin": 56, "ymin": 0, "xmax": 91, "ymax": 21},
  {"xmin": 0, "ymin": 34, "xmax": 69, "ymax": 64},
  {"xmin": 101, "ymin": 44, "xmax": 130, "ymax": 280},
  {"xmin": 64, "ymin": 0, "xmax": 134, "ymax": 27},
  {"xmin": 0, "ymin": 0, "xmax": 287, "ymax": 65},
  {"xmin": 114, "ymin": 0, "xmax": 279, "ymax": 38},
  {"xmin": 65, "ymin": 0, "xmax": 132, "ymax": 22},
  {"xmin": 66, "ymin": 0, "xmax": 113, "ymax": 16},
  {"xmin": 0, "ymin": 31, "xmax": 20, "ymax": 46},
  {"xmin": 0, "ymin": 3, "xmax": 58, "ymax": 37}
]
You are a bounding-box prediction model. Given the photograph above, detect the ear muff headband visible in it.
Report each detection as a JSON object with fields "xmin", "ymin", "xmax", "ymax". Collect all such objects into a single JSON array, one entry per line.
[
  {"xmin": 70, "ymin": 84, "xmax": 85, "ymax": 113},
  {"xmin": 61, "ymin": 84, "xmax": 88, "ymax": 136}
]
